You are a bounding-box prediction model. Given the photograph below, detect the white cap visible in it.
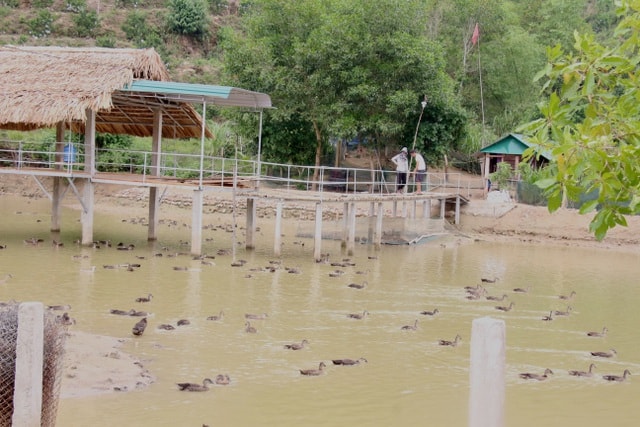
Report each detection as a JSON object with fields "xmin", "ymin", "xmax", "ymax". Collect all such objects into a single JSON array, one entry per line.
[{"xmin": 401, "ymin": 147, "xmax": 408, "ymax": 152}]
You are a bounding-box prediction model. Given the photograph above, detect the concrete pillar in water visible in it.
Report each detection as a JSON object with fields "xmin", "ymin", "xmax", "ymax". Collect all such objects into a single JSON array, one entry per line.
[
  {"xmin": 12, "ymin": 302, "xmax": 44, "ymax": 427},
  {"xmin": 51, "ymin": 123, "xmax": 65, "ymax": 232},
  {"xmin": 375, "ymin": 202, "xmax": 383, "ymax": 249},
  {"xmin": 246, "ymin": 198, "xmax": 256, "ymax": 250},
  {"xmin": 392, "ymin": 199, "xmax": 398, "ymax": 217},
  {"xmin": 80, "ymin": 180, "xmax": 94, "ymax": 246},
  {"xmin": 148, "ymin": 187, "xmax": 159, "ymax": 241},
  {"xmin": 440, "ymin": 198, "xmax": 446, "ymax": 219},
  {"xmin": 423, "ymin": 200, "xmax": 430, "ymax": 219},
  {"xmin": 455, "ymin": 196, "xmax": 461, "ymax": 225},
  {"xmin": 341, "ymin": 202, "xmax": 349, "ymax": 248},
  {"xmin": 347, "ymin": 202, "xmax": 356, "ymax": 255},
  {"xmin": 313, "ymin": 202, "xmax": 323, "ymax": 261},
  {"xmin": 367, "ymin": 202, "xmax": 375, "ymax": 243},
  {"xmin": 148, "ymin": 109, "xmax": 162, "ymax": 241},
  {"xmin": 191, "ymin": 189, "xmax": 203, "ymax": 256},
  {"xmin": 274, "ymin": 202, "xmax": 283, "ymax": 256},
  {"xmin": 469, "ymin": 317, "xmax": 505, "ymax": 427}
]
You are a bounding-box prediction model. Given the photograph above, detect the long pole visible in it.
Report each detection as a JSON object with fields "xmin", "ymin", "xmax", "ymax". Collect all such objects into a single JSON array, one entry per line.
[
  {"xmin": 478, "ymin": 38, "xmax": 486, "ymax": 146},
  {"xmin": 411, "ymin": 96, "xmax": 427, "ymax": 151}
]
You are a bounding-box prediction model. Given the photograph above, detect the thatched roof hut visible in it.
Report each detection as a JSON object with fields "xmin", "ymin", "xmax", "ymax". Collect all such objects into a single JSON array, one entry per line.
[{"xmin": 0, "ymin": 45, "xmax": 211, "ymax": 138}]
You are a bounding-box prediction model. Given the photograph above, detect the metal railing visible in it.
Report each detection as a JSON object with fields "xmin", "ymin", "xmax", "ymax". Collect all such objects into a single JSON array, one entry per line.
[{"xmin": 0, "ymin": 139, "xmax": 467, "ymax": 195}]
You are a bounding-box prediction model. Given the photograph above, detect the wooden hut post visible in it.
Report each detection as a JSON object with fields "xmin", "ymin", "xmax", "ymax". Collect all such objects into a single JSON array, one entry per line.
[
  {"xmin": 469, "ymin": 317, "xmax": 505, "ymax": 427},
  {"xmin": 148, "ymin": 109, "xmax": 162, "ymax": 241},
  {"xmin": 246, "ymin": 198, "xmax": 256, "ymax": 250},
  {"xmin": 81, "ymin": 109, "xmax": 96, "ymax": 246},
  {"xmin": 12, "ymin": 302, "xmax": 44, "ymax": 427},
  {"xmin": 51, "ymin": 122, "xmax": 65, "ymax": 232}
]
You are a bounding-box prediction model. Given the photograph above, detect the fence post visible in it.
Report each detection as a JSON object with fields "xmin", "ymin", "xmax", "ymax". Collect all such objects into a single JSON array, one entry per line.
[
  {"xmin": 12, "ymin": 302, "xmax": 44, "ymax": 427},
  {"xmin": 469, "ymin": 317, "xmax": 505, "ymax": 427}
]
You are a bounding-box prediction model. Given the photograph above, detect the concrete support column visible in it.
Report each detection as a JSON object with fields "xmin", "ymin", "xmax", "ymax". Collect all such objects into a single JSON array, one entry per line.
[
  {"xmin": 455, "ymin": 196, "xmax": 461, "ymax": 225},
  {"xmin": 313, "ymin": 203, "xmax": 323, "ymax": 262},
  {"xmin": 341, "ymin": 202, "xmax": 349, "ymax": 248},
  {"xmin": 440, "ymin": 198, "xmax": 446, "ymax": 219},
  {"xmin": 347, "ymin": 202, "xmax": 356, "ymax": 255},
  {"xmin": 367, "ymin": 202, "xmax": 375, "ymax": 244},
  {"xmin": 12, "ymin": 302, "xmax": 44, "ymax": 427},
  {"xmin": 51, "ymin": 123, "xmax": 65, "ymax": 232},
  {"xmin": 469, "ymin": 317, "xmax": 505, "ymax": 427},
  {"xmin": 274, "ymin": 202, "xmax": 283, "ymax": 256},
  {"xmin": 246, "ymin": 198, "xmax": 256, "ymax": 250},
  {"xmin": 423, "ymin": 200, "xmax": 429, "ymax": 219},
  {"xmin": 191, "ymin": 189, "xmax": 203, "ymax": 256},
  {"xmin": 148, "ymin": 187, "xmax": 159, "ymax": 241},
  {"xmin": 80, "ymin": 180, "xmax": 94, "ymax": 246},
  {"xmin": 392, "ymin": 199, "xmax": 398, "ymax": 217},
  {"xmin": 148, "ymin": 109, "xmax": 162, "ymax": 241},
  {"xmin": 375, "ymin": 202, "xmax": 383, "ymax": 249}
]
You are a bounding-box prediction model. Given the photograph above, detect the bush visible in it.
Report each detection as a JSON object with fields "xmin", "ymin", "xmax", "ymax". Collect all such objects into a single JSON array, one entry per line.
[
  {"xmin": 96, "ymin": 34, "xmax": 116, "ymax": 47},
  {"xmin": 122, "ymin": 10, "xmax": 163, "ymax": 49},
  {"xmin": 65, "ymin": 0, "xmax": 86, "ymax": 13},
  {"xmin": 489, "ymin": 161, "xmax": 513, "ymax": 191},
  {"xmin": 28, "ymin": 10, "xmax": 55, "ymax": 38},
  {"xmin": 0, "ymin": 0, "xmax": 19, "ymax": 8},
  {"xmin": 32, "ymin": 0, "xmax": 54, "ymax": 8},
  {"xmin": 72, "ymin": 9, "xmax": 100, "ymax": 37},
  {"xmin": 166, "ymin": 0, "xmax": 208, "ymax": 38}
]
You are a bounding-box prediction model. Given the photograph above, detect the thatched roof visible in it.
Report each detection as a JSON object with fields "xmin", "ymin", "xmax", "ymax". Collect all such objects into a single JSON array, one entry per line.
[{"xmin": 0, "ymin": 45, "xmax": 212, "ymax": 138}]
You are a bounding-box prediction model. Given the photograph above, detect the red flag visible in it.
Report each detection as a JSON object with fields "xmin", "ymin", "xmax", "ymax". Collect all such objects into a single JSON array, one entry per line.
[{"xmin": 471, "ymin": 23, "xmax": 479, "ymax": 45}]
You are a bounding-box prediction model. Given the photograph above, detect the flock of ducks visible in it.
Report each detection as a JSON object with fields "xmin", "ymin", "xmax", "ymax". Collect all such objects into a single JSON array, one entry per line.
[{"xmin": 473, "ymin": 277, "xmax": 632, "ymax": 383}]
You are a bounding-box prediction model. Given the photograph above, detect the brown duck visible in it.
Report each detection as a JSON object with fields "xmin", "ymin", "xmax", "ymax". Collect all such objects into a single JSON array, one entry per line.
[
  {"xmin": 176, "ymin": 378, "xmax": 214, "ymax": 392},
  {"xmin": 299, "ymin": 362, "xmax": 326, "ymax": 376},
  {"xmin": 603, "ymin": 369, "xmax": 631, "ymax": 382},
  {"xmin": 332, "ymin": 358, "xmax": 367, "ymax": 366},
  {"xmin": 519, "ymin": 368, "xmax": 553, "ymax": 381},
  {"xmin": 569, "ymin": 363, "xmax": 596, "ymax": 377},
  {"xmin": 284, "ymin": 339, "xmax": 309, "ymax": 350},
  {"xmin": 132, "ymin": 317, "xmax": 147, "ymax": 336}
]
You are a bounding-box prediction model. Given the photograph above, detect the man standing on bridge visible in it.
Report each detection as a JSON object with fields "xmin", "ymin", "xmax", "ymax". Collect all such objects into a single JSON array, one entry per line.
[
  {"xmin": 410, "ymin": 149, "xmax": 426, "ymax": 195},
  {"xmin": 391, "ymin": 147, "xmax": 409, "ymax": 193}
]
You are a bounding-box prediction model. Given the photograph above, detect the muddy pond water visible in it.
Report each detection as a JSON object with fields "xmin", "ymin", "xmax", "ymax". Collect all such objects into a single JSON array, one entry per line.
[{"xmin": 0, "ymin": 195, "xmax": 639, "ymax": 426}]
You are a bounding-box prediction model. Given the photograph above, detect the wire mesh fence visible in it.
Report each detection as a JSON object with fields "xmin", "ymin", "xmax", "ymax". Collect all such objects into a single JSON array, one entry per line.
[{"xmin": 0, "ymin": 302, "xmax": 67, "ymax": 427}]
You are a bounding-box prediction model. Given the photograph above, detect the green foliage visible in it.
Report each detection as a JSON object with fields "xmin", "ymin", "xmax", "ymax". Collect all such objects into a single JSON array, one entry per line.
[
  {"xmin": 519, "ymin": 0, "xmax": 640, "ymax": 239},
  {"xmin": 72, "ymin": 8, "xmax": 100, "ymax": 37},
  {"xmin": 166, "ymin": 0, "xmax": 208, "ymax": 38},
  {"xmin": 121, "ymin": 10, "xmax": 162, "ymax": 48},
  {"xmin": 96, "ymin": 34, "xmax": 117, "ymax": 47},
  {"xmin": 27, "ymin": 9, "xmax": 55, "ymax": 38},
  {"xmin": 207, "ymin": 0, "xmax": 227, "ymax": 14},
  {"xmin": 32, "ymin": 0, "xmax": 54, "ymax": 8},
  {"xmin": 489, "ymin": 161, "xmax": 513, "ymax": 190},
  {"xmin": 0, "ymin": 0, "xmax": 19, "ymax": 8},
  {"xmin": 65, "ymin": 0, "xmax": 86, "ymax": 13}
]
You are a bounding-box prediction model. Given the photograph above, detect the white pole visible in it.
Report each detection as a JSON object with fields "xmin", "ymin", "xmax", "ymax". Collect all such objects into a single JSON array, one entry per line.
[
  {"xmin": 256, "ymin": 110, "xmax": 263, "ymax": 189},
  {"xmin": 13, "ymin": 302, "xmax": 44, "ymax": 427},
  {"xmin": 199, "ymin": 102, "xmax": 207, "ymax": 189},
  {"xmin": 469, "ymin": 317, "xmax": 505, "ymax": 427}
]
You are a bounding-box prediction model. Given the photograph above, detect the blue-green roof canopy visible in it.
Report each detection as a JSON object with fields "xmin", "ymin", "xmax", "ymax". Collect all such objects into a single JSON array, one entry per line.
[
  {"xmin": 480, "ymin": 133, "xmax": 552, "ymax": 161},
  {"xmin": 120, "ymin": 80, "xmax": 272, "ymax": 109}
]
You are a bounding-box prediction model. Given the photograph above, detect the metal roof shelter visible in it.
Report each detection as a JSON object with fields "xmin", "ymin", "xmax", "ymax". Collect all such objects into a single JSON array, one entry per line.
[{"xmin": 480, "ymin": 133, "xmax": 551, "ymax": 160}]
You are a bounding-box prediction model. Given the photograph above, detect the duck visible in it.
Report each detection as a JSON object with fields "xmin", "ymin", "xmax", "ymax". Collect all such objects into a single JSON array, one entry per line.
[
  {"xmin": 132, "ymin": 318, "xmax": 147, "ymax": 336},
  {"xmin": 603, "ymin": 369, "xmax": 631, "ymax": 382},
  {"xmin": 591, "ymin": 349, "xmax": 617, "ymax": 358},
  {"xmin": 176, "ymin": 378, "xmax": 214, "ymax": 392},
  {"xmin": 328, "ymin": 270, "xmax": 344, "ymax": 278},
  {"xmin": 519, "ymin": 368, "xmax": 553, "ymax": 381},
  {"xmin": 587, "ymin": 327, "xmax": 608, "ymax": 337},
  {"xmin": 481, "ymin": 277, "xmax": 498, "ymax": 283},
  {"xmin": 541, "ymin": 311, "xmax": 554, "ymax": 321},
  {"xmin": 245, "ymin": 321, "xmax": 257, "ymax": 333},
  {"xmin": 284, "ymin": 339, "xmax": 309, "ymax": 350},
  {"xmin": 401, "ymin": 319, "xmax": 418, "ymax": 331},
  {"xmin": 0, "ymin": 273, "xmax": 13, "ymax": 285},
  {"xmin": 558, "ymin": 290, "xmax": 577, "ymax": 300},
  {"xmin": 47, "ymin": 304, "xmax": 71, "ymax": 311},
  {"xmin": 110, "ymin": 308, "xmax": 136, "ymax": 316},
  {"xmin": 206, "ymin": 311, "xmax": 224, "ymax": 321},
  {"xmin": 495, "ymin": 302, "xmax": 515, "ymax": 312},
  {"xmin": 513, "ymin": 286, "xmax": 531, "ymax": 293},
  {"xmin": 135, "ymin": 293, "xmax": 153, "ymax": 303},
  {"xmin": 158, "ymin": 324, "xmax": 175, "ymax": 330},
  {"xmin": 553, "ymin": 306, "xmax": 572, "ymax": 316},
  {"xmin": 569, "ymin": 363, "xmax": 596, "ymax": 377},
  {"xmin": 419, "ymin": 308, "xmax": 439, "ymax": 316},
  {"xmin": 485, "ymin": 294, "xmax": 508, "ymax": 301},
  {"xmin": 131, "ymin": 310, "xmax": 148, "ymax": 317},
  {"xmin": 57, "ymin": 312, "xmax": 75, "ymax": 326},
  {"xmin": 439, "ymin": 334, "xmax": 462, "ymax": 347},
  {"xmin": 177, "ymin": 319, "xmax": 190, "ymax": 326},
  {"xmin": 332, "ymin": 357, "xmax": 367, "ymax": 366},
  {"xmin": 52, "ymin": 240, "xmax": 64, "ymax": 248},
  {"xmin": 347, "ymin": 310, "xmax": 369, "ymax": 320},
  {"xmin": 347, "ymin": 281, "xmax": 367, "ymax": 289},
  {"xmin": 299, "ymin": 362, "xmax": 326, "ymax": 376},
  {"xmin": 245, "ymin": 313, "xmax": 268, "ymax": 320},
  {"xmin": 214, "ymin": 374, "xmax": 231, "ymax": 385}
]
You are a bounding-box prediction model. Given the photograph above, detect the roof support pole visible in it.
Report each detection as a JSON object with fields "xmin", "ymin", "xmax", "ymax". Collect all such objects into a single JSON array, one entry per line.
[
  {"xmin": 81, "ymin": 110, "xmax": 96, "ymax": 246},
  {"xmin": 191, "ymin": 189, "xmax": 203, "ymax": 256},
  {"xmin": 198, "ymin": 102, "xmax": 207, "ymax": 189},
  {"xmin": 84, "ymin": 109, "xmax": 96, "ymax": 175},
  {"xmin": 245, "ymin": 198, "xmax": 256, "ymax": 250},
  {"xmin": 148, "ymin": 109, "xmax": 162, "ymax": 241},
  {"xmin": 51, "ymin": 122, "xmax": 65, "ymax": 232},
  {"xmin": 256, "ymin": 109, "xmax": 263, "ymax": 190}
]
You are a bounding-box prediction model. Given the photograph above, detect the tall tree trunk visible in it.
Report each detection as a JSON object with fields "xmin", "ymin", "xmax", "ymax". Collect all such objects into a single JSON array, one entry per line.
[{"xmin": 312, "ymin": 120, "xmax": 322, "ymax": 191}]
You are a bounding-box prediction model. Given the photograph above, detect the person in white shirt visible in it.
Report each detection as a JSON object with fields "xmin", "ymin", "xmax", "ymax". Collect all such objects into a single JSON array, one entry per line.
[
  {"xmin": 410, "ymin": 149, "xmax": 427, "ymax": 194},
  {"xmin": 391, "ymin": 147, "xmax": 409, "ymax": 193}
]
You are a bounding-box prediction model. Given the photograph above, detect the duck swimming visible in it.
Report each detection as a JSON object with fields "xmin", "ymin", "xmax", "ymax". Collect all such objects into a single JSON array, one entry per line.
[
  {"xmin": 245, "ymin": 321, "xmax": 257, "ymax": 333},
  {"xmin": 215, "ymin": 374, "xmax": 231, "ymax": 385},
  {"xmin": 553, "ymin": 306, "xmax": 572, "ymax": 316},
  {"xmin": 347, "ymin": 311, "xmax": 369, "ymax": 320},
  {"xmin": 176, "ymin": 378, "xmax": 214, "ymax": 392},
  {"xmin": 401, "ymin": 319, "xmax": 418, "ymax": 331},
  {"xmin": 495, "ymin": 302, "xmax": 515, "ymax": 312},
  {"xmin": 135, "ymin": 294, "xmax": 153, "ymax": 303},
  {"xmin": 206, "ymin": 311, "xmax": 224, "ymax": 321},
  {"xmin": 558, "ymin": 290, "xmax": 577, "ymax": 300},
  {"xmin": 158, "ymin": 324, "xmax": 175, "ymax": 330},
  {"xmin": 587, "ymin": 327, "xmax": 608, "ymax": 337},
  {"xmin": 439, "ymin": 334, "xmax": 462, "ymax": 347},
  {"xmin": 299, "ymin": 362, "xmax": 326, "ymax": 376},
  {"xmin": 245, "ymin": 313, "xmax": 268, "ymax": 320},
  {"xmin": 284, "ymin": 339, "xmax": 309, "ymax": 350},
  {"xmin": 485, "ymin": 294, "xmax": 508, "ymax": 301},
  {"xmin": 347, "ymin": 281, "xmax": 367, "ymax": 289},
  {"xmin": 569, "ymin": 363, "xmax": 596, "ymax": 377},
  {"xmin": 419, "ymin": 308, "xmax": 439, "ymax": 316},
  {"xmin": 591, "ymin": 349, "xmax": 617, "ymax": 358},
  {"xmin": 519, "ymin": 368, "xmax": 553, "ymax": 381},
  {"xmin": 603, "ymin": 369, "xmax": 631, "ymax": 382},
  {"xmin": 541, "ymin": 311, "xmax": 554, "ymax": 321},
  {"xmin": 332, "ymin": 358, "xmax": 367, "ymax": 366},
  {"xmin": 110, "ymin": 308, "xmax": 136, "ymax": 316},
  {"xmin": 132, "ymin": 318, "xmax": 147, "ymax": 336}
]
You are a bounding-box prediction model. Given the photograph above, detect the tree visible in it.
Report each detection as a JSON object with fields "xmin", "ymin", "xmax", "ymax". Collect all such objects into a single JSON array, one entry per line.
[
  {"xmin": 219, "ymin": 0, "xmax": 460, "ymax": 187},
  {"xmin": 519, "ymin": 0, "xmax": 640, "ymax": 240}
]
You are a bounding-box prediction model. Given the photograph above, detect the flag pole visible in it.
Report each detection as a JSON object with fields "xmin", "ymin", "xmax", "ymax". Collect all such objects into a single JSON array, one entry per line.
[{"xmin": 474, "ymin": 24, "xmax": 486, "ymax": 146}]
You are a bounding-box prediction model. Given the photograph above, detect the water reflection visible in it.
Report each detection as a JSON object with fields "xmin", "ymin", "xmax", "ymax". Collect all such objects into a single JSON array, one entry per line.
[{"xmin": 0, "ymin": 195, "xmax": 639, "ymax": 426}]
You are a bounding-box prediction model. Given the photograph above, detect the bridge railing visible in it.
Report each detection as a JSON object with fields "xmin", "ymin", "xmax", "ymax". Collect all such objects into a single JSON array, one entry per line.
[{"xmin": 0, "ymin": 140, "xmax": 467, "ymax": 195}]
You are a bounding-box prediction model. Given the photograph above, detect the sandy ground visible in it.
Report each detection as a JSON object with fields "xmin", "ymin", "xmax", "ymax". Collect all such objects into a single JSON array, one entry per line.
[{"xmin": 2, "ymin": 174, "xmax": 639, "ymax": 399}]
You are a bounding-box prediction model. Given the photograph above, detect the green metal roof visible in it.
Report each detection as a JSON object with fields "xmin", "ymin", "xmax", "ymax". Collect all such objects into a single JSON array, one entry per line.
[
  {"xmin": 480, "ymin": 133, "xmax": 552, "ymax": 160},
  {"xmin": 120, "ymin": 80, "xmax": 272, "ymax": 109}
]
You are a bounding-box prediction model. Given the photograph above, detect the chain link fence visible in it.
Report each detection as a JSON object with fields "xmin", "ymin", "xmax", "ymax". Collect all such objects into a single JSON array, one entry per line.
[{"xmin": 0, "ymin": 302, "xmax": 67, "ymax": 427}]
